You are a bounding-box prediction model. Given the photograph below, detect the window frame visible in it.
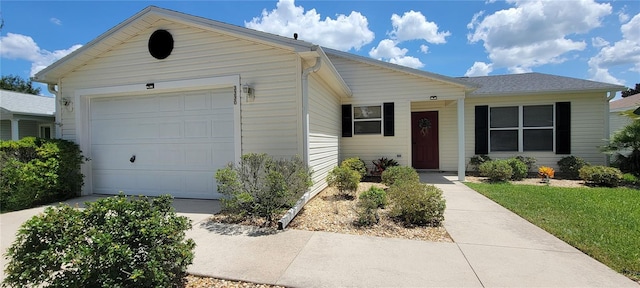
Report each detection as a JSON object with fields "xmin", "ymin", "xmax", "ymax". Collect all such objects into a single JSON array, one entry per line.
[
  {"xmin": 352, "ymin": 104, "xmax": 384, "ymax": 135},
  {"xmin": 488, "ymin": 104, "xmax": 555, "ymax": 152},
  {"xmin": 39, "ymin": 124, "xmax": 53, "ymax": 139}
]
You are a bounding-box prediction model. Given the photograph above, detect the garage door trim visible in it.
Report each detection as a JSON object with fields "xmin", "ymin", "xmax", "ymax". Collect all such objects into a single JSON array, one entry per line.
[{"xmin": 74, "ymin": 75, "xmax": 241, "ymax": 196}]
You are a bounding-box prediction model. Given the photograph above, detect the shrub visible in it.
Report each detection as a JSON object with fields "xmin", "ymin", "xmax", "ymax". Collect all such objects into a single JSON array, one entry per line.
[
  {"xmin": 354, "ymin": 196, "xmax": 379, "ymax": 227},
  {"xmin": 215, "ymin": 153, "xmax": 313, "ymax": 222},
  {"xmin": 558, "ymin": 156, "xmax": 589, "ymax": 180},
  {"xmin": 387, "ymin": 181, "xmax": 445, "ymax": 226},
  {"xmin": 0, "ymin": 137, "xmax": 85, "ymax": 212},
  {"xmin": 381, "ymin": 166, "xmax": 419, "ymax": 186},
  {"xmin": 469, "ymin": 155, "xmax": 491, "ymax": 173},
  {"xmin": 327, "ymin": 165, "xmax": 361, "ymax": 197},
  {"xmin": 359, "ymin": 186, "xmax": 387, "ymax": 208},
  {"xmin": 2, "ymin": 194, "xmax": 195, "ymax": 288},
  {"xmin": 622, "ymin": 173, "xmax": 639, "ymax": 186},
  {"xmin": 515, "ymin": 155, "xmax": 537, "ymax": 172},
  {"xmin": 479, "ymin": 160, "xmax": 513, "ymax": 182},
  {"xmin": 371, "ymin": 157, "xmax": 399, "ymax": 175},
  {"xmin": 507, "ymin": 158, "xmax": 528, "ymax": 181},
  {"xmin": 341, "ymin": 157, "xmax": 367, "ymax": 178},
  {"xmin": 579, "ymin": 165, "xmax": 623, "ymax": 187}
]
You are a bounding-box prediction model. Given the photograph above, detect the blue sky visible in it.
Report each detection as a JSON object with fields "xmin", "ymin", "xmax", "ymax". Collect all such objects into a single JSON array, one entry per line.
[{"xmin": 1, "ymin": 0, "xmax": 639, "ymax": 96}]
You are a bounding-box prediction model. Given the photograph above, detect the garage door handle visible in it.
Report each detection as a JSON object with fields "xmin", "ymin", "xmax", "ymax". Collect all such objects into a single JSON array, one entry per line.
[{"xmin": 130, "ymin": 155, "xmax": 136, "ymax": 163}]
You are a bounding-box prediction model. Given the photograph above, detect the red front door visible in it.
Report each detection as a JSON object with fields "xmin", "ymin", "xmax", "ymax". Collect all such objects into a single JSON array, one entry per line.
[{"xmin": 412, "ymin": 111, "xmax": 439, "ymax": 169}]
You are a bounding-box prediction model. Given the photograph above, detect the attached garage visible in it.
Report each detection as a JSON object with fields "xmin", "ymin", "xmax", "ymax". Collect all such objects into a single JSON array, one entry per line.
[{"xmin": 89, "ymin": 88, "xmax": 235, "ymax": 199}]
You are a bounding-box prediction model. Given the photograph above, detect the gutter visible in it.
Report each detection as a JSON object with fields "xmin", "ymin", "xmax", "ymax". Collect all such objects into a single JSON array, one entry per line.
[
  {"xmin": 48, "ymin": 83, "xmax": 62, "ymax": 139},
  {"xmin": 278, "ymin": 47, "xmax": 321, "ymax": 230},
  {"xmin": 604, "ymin": 91, "xmax": 617, "ymax": 166}
]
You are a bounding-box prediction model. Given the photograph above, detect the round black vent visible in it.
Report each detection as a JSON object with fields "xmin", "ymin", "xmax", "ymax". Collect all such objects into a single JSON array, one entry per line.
[{"xmin": 148, "ymin": 29, "xmax": 173, "ymax": 60}]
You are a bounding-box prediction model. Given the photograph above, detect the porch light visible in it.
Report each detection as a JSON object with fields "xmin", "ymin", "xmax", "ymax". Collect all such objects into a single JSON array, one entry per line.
[{"xmin": 243, "ymin": 83, "xmax": 255, "ymax": 102}]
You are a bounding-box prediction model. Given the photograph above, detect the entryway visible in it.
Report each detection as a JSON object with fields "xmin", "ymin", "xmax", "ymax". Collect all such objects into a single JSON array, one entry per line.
[{"xmin": 412, "ymin": 111, "xmax": 439, "ymax": 169}]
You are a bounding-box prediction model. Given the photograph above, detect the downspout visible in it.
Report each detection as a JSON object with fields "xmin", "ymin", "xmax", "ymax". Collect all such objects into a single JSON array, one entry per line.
[
  {"xmin": 301, "ymin": 50, "xmax": 322, "ymax": 165},
  {"xmin": 278, "ymin": 50, "xmax": 322, "ymax": 230},
  {"xmin": 48, "ymin": 83, "xmax": 61, "ymax": 139},
  {"xmin": 604, "ymin": 91, "xmax": 616, "ymax": 165}
]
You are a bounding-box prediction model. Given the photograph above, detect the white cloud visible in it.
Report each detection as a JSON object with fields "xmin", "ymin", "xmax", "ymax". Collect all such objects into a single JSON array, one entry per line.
[
  {"xmin": 464, "ymin": 61, "xmax": 493, "ymax": 76},
  {"xmin": 467, "ymin": 11, "xmax": 484, "ymax": 29},
  {"xmin": 0, "ymin": 33, "xmax": 81, "ymax": 76},
  {"xmin": 420, "ymin": 45, "xmax": 429, "ymax": 54},
  {"xmin": 588, "ymin": 13, "xmax": 640, "ymax": 84},
  {"xmin": 592, "ymin": 37, "xmax": 610, "ymax": 48},
  {"xmin": 468, "ymin": 0, "xmax": 611, "ymax": 73},
  {"xmin": 618, "ymin": 7, "xmax": 630, "ymax": 23},
  {"xmin": 369, "ymin": 39, "xmax": 424, "ymax": 69},
  {"xmin": 50, "ymin": 18, "xmax": 62, "ymax": 26},
  {"xmin": 245, "ymin": 0, "xmax": 374, "ymax": 51},
  {"xmin": 389, "ymin": 10, "xmax": 450, "ymax": 44}
]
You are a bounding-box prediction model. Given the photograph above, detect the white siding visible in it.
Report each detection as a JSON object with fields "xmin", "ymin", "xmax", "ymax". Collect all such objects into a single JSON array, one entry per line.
[
  {"xmin": 0, "ymin": 120, "xmax": 10, "ymax": 140},
  {"xmin": 308, "ymin": 74, "xmax": 341, "ymax": 197},
  {"xmin": 465, "ymin": 93, "xmax": 609, "ymax": 170},
  {"xmin": 59, "ymin": 20, "xmax": 302, "ymax": 159},
  {"xmin": 328, "ymin": 54, "xmax": 465, "ymax": 170},
  {"xmin": 610, "ymin": 110, "xmax": 632, "ymax": 137}
]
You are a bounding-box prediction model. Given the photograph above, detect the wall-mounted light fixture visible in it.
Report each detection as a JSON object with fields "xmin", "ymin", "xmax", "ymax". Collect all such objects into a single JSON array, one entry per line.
[
  {"xmin": 243, "ymin": 83, "xmax": 255, "ymax": 102},
  {"xmin": 61, "ymin": 97, "xmax": 74, "ymax": 112},
  {"xmin": 429, "ymin": 95, "xmax": 438, "ymax": 100}
]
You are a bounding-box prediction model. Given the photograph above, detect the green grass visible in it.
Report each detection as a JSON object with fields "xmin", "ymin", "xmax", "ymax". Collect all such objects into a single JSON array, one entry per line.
[{"xmin": 465, "ymin": 182, "xmax": 640, "ymax": 281}]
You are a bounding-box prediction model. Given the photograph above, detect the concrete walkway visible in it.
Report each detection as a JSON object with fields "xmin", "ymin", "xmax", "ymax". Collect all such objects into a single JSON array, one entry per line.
[{"xmin": 1, "ymin": 174, "xmax": 638, "ymax": 287}]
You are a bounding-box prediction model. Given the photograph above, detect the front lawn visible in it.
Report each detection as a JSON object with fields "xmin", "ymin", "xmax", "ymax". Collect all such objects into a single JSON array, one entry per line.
[{"xmin": 465, "ymin": 182, "xmax": 640, "ymax": 281}]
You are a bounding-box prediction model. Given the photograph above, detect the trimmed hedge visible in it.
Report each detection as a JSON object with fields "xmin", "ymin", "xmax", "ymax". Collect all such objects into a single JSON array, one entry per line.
[
  {"xmin": 558, "ymin": 156, "xmax": 589, "ymax": 180},
  {"xmin": 341, "ymin": 157, "xmax": 367, "ymax": 178},
  {"xmin": 387, "ymin": 181, "xmax": 445, "ymax": 226},
  {"xmin": 3, "ymin": 194, "xmax": 195, "ymax": 288},
  {"xmin": 381, "ymin": 166, "xmax": 419, "ymax": 186},
  {"xmin": 0, "ymin": 137, "xmax": 85, "ymax": 212},
  {"xmin": 579, "ymin": 165, "xmax": 623, "ymax": 187},
  {"xmin": 479, "ymin": 160, "xmax": 513, "ymax": 182}
]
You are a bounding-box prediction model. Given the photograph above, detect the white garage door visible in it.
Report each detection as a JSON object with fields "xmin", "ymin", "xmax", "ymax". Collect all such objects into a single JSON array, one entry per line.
[{"xmin": 90, "ymin": 88, "xmax": 235, "ymax": 199}]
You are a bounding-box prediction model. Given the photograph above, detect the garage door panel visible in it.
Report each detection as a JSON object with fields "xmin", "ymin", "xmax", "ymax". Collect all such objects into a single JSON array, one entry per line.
[{"xmin": 91, "ymin": 88, "xmax": 234, "ymax": 199}]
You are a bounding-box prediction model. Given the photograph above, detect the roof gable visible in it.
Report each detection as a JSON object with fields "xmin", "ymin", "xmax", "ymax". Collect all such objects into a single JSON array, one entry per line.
[
  {"xmin": 33, "ymin": 6, "xmax": 318, "ymax": 84},
  {"xmin": 0, "ymin": 90, "xmax": 55, "ymax": 116},
  {"xmin": 460, "ymin": 72, "xmax": 625, "ymax": 96}
]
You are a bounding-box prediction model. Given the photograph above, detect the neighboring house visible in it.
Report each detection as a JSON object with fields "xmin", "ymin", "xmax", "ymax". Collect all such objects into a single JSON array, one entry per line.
[
  {"xmin": 609, "ymin": 93, "xmax": 640, "ymax": 137},
  {"xmin": 0, "ymin": 89, "xmax": 55, "ymax": 141},
  {"xmin": 32, "ymin": 6, "xmax": 625, "ymax": 200}
]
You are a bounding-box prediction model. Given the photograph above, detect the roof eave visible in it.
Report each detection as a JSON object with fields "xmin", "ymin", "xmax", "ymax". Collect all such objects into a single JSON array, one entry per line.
[
  {"xmin": 323, "ymin": 47, "xmax": 478, "ymax": 91},
  {"xmin": 469, "ymin": 87, "xmax": 626, "ymax": 97}
]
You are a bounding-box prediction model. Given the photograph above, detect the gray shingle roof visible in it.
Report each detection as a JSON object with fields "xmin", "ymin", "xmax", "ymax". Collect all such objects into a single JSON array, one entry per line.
[
  {"xmin": 610, "ymin": 93, "xmax": 640, "ymax": 111},
  {"xmin": 0, "ymin": 90, "xmax": 55, "ymax": 116},
  {"xmin": 459, "ymin": 72, "xmax": 625, "ymax": 96}
]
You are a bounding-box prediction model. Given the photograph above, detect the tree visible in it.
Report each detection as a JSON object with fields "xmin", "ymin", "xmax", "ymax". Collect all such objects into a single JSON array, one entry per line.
[
  {"xmin": 0, "ymin": 74, "xmax": 41, "ymax": 95},
  {"xmin": 621, "ymin": 83, "xmax": 640, "ymax": 98},
  {"xmin": 602, "ymin": 118, "xmax": 640, "ymax": 175}
]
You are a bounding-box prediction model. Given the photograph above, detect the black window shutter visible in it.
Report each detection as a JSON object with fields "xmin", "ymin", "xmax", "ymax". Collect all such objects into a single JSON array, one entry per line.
[
  {"xmin": 342, "ymin": 104, "xmax": 352, "ymax": 137},
  {"xmin": 475, "ymin": 105, "xmax": 489, "ymax": 155},
  {"xmin": 556, "ymin": 102, "xmax": 571, "ymax": 154},
  {"xmin": 383, "ymin": 102, "xmax": 394, "ymax": 136}
]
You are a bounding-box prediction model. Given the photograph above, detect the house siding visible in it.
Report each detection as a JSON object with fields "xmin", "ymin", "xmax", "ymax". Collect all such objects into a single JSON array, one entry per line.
[
  {"xmin": 308, "ymin": 73, "xmax": 341, "ymax": 197},
  {"xmin": 327, "ymin": 54, "xmax": 466, "ymax": 171},
  {"xmin": 0, "ymin": 120, "xmax": 10, "ymax": 140},
  {"xmin": 465, "ymin": 92, "xmax": 608, "ymax": 170},
  {"xmin": 58, "ymin": 20, "xmax": 302, "ymax": 159},
  {"xmin": 610, "ymin": 110, "xmax": 632, "ymax": 137}
]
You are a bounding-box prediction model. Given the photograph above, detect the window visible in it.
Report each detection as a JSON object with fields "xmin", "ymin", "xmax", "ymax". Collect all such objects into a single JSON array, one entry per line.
[
  {"xmin": 489, "ymin": 105, "xmax": 554, "ymax": 152},
  {"xmin": 353, "ymin": 105, "xmax": 382, "ymax": 135}
]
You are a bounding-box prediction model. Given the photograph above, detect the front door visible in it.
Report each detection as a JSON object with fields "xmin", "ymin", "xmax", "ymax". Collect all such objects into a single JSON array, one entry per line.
[{"xmin": 412, "ymin": 111, "xmax": 439, "ymax": 169}]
